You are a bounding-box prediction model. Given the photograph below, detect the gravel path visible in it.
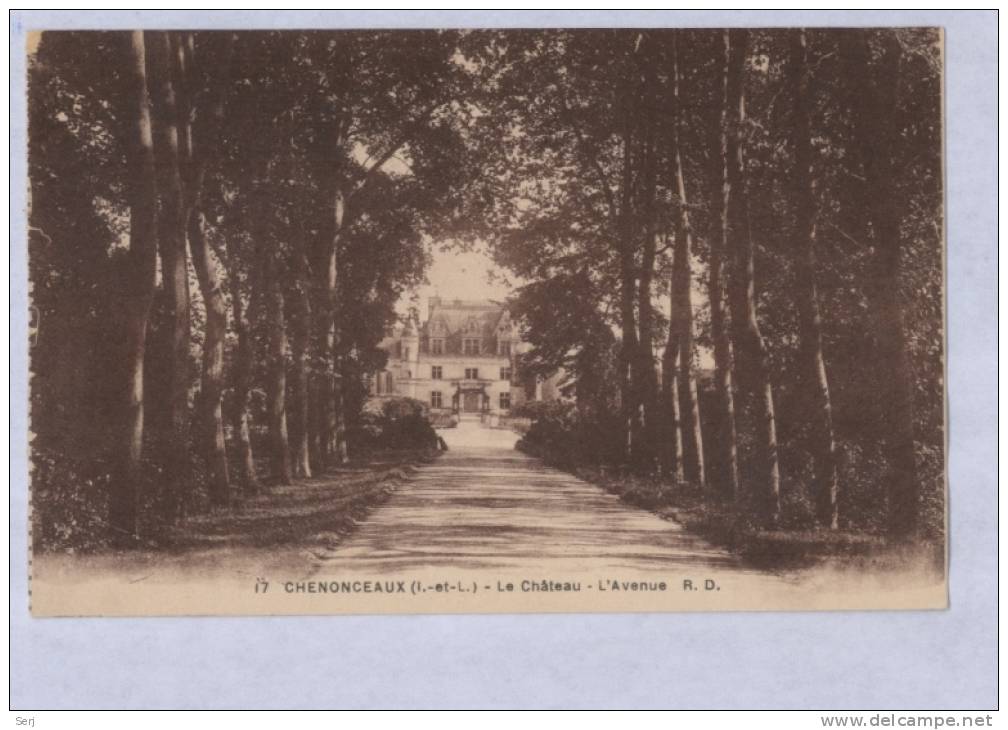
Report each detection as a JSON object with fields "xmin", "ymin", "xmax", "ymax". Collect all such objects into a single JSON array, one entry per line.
[
  {"xmin": 32, "ymin": 420, "xmax": 945, "ymax": 614},
  {"xmin": 309, "ymin": 420, "xmax": 767, "ymax": 578}
]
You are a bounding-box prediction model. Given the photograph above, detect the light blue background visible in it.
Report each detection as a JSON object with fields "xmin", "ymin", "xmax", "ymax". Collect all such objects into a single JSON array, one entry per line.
[{"xmin": 9, "ymin": 10, "xmax": 997, "ymax": 710}]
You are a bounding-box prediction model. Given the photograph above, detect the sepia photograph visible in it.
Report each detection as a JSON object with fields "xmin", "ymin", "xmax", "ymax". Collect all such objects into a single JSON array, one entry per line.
[{"xmin": 26, "ymin": 25, "xmax": 948, "ymax": 616}]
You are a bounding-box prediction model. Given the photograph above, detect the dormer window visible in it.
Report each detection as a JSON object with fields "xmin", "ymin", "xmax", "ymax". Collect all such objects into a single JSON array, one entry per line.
[
  {"xmin": 429, "ymin": 317, "xmax": 448, "ymax": 342},
  {"xmin": 463, "ymin": 338, "xmax": 480, "ymax": 356},
  {"xmin": 464, "ymin": 316, "xmax": 482, "ymax": 335},
  {"xmin": 498, "ymin": 340, "xmax": 511, "ymax": 356},
  {"xmin": 430, "ymin": 338, "xmax": 444, "ymax": 355}
]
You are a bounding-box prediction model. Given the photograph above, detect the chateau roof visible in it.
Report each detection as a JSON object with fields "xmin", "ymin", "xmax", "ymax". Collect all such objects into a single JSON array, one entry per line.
[{"xmin": 423, "ymin": 298, "xmax": 511, "ymax": 339}]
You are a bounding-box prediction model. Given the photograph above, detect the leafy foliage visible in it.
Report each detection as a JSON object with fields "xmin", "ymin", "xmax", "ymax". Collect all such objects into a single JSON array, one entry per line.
[
  {"xmin": 29, "ymin": 30, "xmax": 475, "ymax": 548},
  {"xmin": 29, "ymin": 28, "xmax": 944, "ymax": 549},
  {"xmin": 354, "ymin": 396, "xmax": 440, "ymax": 451},
  {"xmin": 469, "ymin": 29, "xmax": 944, "ymax": 539}
]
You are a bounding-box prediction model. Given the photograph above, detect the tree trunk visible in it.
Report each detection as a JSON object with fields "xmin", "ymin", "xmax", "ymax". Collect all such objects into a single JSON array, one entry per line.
[
  {"xmin": 842, "ymin": 30, "xmax": 919, "ymax": 539},
  {"xmin": 788, "ymin": 29, "xmax": 838, "ymax": 528},
  {"xmin": 334, "ymin": 379, "xmax": 349, "ymax": 464},
  {"xmin": 619, "ymin": 256, "xmax": 639, "ymax": 465},
  {"xmin": 668, "ymin": 33, "xmax": 706, "ymax": 488},
  {"xmin": 617, "ymin": 127, "xmax": 641, "ymax": 464},
  {"xmin": 308, "ymin": 376, "xmax": 324, "ymax": 470},
  {"xmin": 318, "ymin": 371, "xmax": 334, "ymax": 463},
  {"xmin": 725, "ymin": 29, "xmax": 781, "ymax": 523},
  {"xmin": 265, "ymin": 252, "xmax": 293, "ymax": 485},
  {"xmin": 635, "ymin": 126, "xmax": 660, "ymax": 471},
  {"xmin": 661, "ymin": 321, "xmax": 685, "ymax": 482},
  {"xmin": 322, "ymin": 183, "xmax": 351, "ymax": 465},
  {"xmin": 188, "ymin": 210, "xmax": 230, "ymax": 506},
  {"xmin": 290, "ymin": 238, "xmax": 313, "ymax": 478},
  {"xmin": 109, "ymin": 31, "xmax": 159, "ymax": 540},
  {"xmin": 706, "ymin": 32, "xmax": 741, "ymax": 501},
  {"xmin": 180, "ymin": 32, "xmax": 235, "ymax": 506},
  {"xmin": 672, "ymin": 243, "xmax": 705, "ymax": 488},
  {"xmin": 147, "ymin": 30, "xmax": 191, "ymax": 522},
  {"xmin": 230, "ymin": 279, "xmax": 259, "ymax": 493}
]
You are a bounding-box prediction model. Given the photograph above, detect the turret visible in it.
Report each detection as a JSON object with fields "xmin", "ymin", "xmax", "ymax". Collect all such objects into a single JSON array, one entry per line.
[{"xmin": 401, "ymin": 310, "xmax": 420, "ymax": 364}]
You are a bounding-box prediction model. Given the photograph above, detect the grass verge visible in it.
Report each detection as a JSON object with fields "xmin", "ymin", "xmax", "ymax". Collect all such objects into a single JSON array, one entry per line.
[{"xmin": 569, "ymin": 463, "xmax": 943, "ymax": 575}]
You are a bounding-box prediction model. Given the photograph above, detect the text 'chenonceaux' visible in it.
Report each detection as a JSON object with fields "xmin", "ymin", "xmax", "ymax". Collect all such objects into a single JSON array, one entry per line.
[{"xmin": 269, "ymin": 578, "xmax": 725, "ymax": 596}]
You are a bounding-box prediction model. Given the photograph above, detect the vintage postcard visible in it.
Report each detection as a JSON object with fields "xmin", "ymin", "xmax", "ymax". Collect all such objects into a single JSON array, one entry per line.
[{"xmin": 27, "ymin": 27, "xmax": 946, "ymax": 616}]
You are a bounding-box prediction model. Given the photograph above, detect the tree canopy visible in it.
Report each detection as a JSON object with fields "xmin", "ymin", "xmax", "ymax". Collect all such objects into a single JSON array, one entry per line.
[{"xmin": 29, "ymin": 28, "xmax": 944, "ymax": 548}]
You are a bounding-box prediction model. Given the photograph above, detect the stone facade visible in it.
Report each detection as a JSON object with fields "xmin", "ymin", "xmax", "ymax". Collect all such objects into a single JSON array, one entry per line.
[{"xmin": 370, "ymin": 297, "xmax": 557, "ymax": 416}]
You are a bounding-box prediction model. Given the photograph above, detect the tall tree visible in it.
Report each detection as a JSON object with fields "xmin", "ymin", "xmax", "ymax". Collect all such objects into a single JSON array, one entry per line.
[
  {"xmin": 724, "ymin": 29, "xmax": 781, "ymax": 522},
  {"xmin": 705, "ymin": 31, "xmax": 741, "ymax": 499},
  {"xmin": 147, "ymin": 31, "xmax": 192, "ymax": 519},
  {"xmin": 466, "ymin": 30, "xmax": 659, "ymax": 467},
  {"xmin": 634, "ymin": 54, "xmax": 661, "ymax": 471},
  {"xmin": 787, "ymin": 29, "xmax": 838, "ymax": 528},
  {"xmin": 617, "ymin": 101, "xmax": 643, "ymax": 466},
  {"xmin": 297, "ymin": 30, "xmax": 472, "ymax": 467},
  {"xmin": 108, "ymin": 31, "xmax": 160, "ymax": 538},
  {"xmin": 666, "ymin": 32, "xmax": 706, "ymax": 488},
  {"xmin": 185, "ymin": 32, "xmax": 235, "ymax": 506}
]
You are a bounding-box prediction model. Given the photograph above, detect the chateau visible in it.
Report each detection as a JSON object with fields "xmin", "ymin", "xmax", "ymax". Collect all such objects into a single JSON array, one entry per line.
[{"xmin": 370, "ymin": 297, "xmax": 556, "ymax": 417}]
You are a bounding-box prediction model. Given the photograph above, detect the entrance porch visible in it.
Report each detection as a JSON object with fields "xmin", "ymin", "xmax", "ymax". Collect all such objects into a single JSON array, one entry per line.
[{"xmin": 450, "ymin": 379, "xmax": 493, "ymax": 415}]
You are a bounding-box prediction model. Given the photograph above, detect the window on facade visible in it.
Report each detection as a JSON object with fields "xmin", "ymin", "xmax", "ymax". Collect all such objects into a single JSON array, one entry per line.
[
  {"xmin": 431, "ymin": 391, "xmax": 443, "ymax": 409},
  {"xmin": 500, "ymin": 367, "xmax": 512, "ymax": 382},
  {"xmin": 499, "ymin": 392, "xmax": 511, "ymax": 410},
  {"xmin": 403, "ymin": 347, "xmax": 410, "ymax": 361},
  {"xmin": 463, "ymin": 338, "xmax": 480, "ymax": 356},
  {"xmin": 431, "ymin": 339, "xmax": 443, "ymax": 355},
  {"xmin": 465, "ymin": 367, "xmax": 479, "ymax": 380},
  {"xmin": 431, "ymin": 365, "xmax": 442, "ymax": 380},
  {"xmin": 498, "ymin": 340, "xmax": 511, "ymax": 356}
]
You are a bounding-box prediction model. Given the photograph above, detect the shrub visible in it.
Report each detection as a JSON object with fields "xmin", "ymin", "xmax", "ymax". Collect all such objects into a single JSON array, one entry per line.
[
  {"xmin": 31, "ymin": 447, "xmax": 113, "ymax": 552},
  {"xmin": 31, "ymin": 431, "xmax": 226, "ymax": 552},
  {"xmin": 509, "ymin": 400, "xmax": 559, "ymax": 421},
  {"xmin": 515, "ymin": 400, "xmax": 624, "ymax": 468},
  {"xmin": 352, "ymin": 396, "xmax": 439, "ymax": 450}
]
